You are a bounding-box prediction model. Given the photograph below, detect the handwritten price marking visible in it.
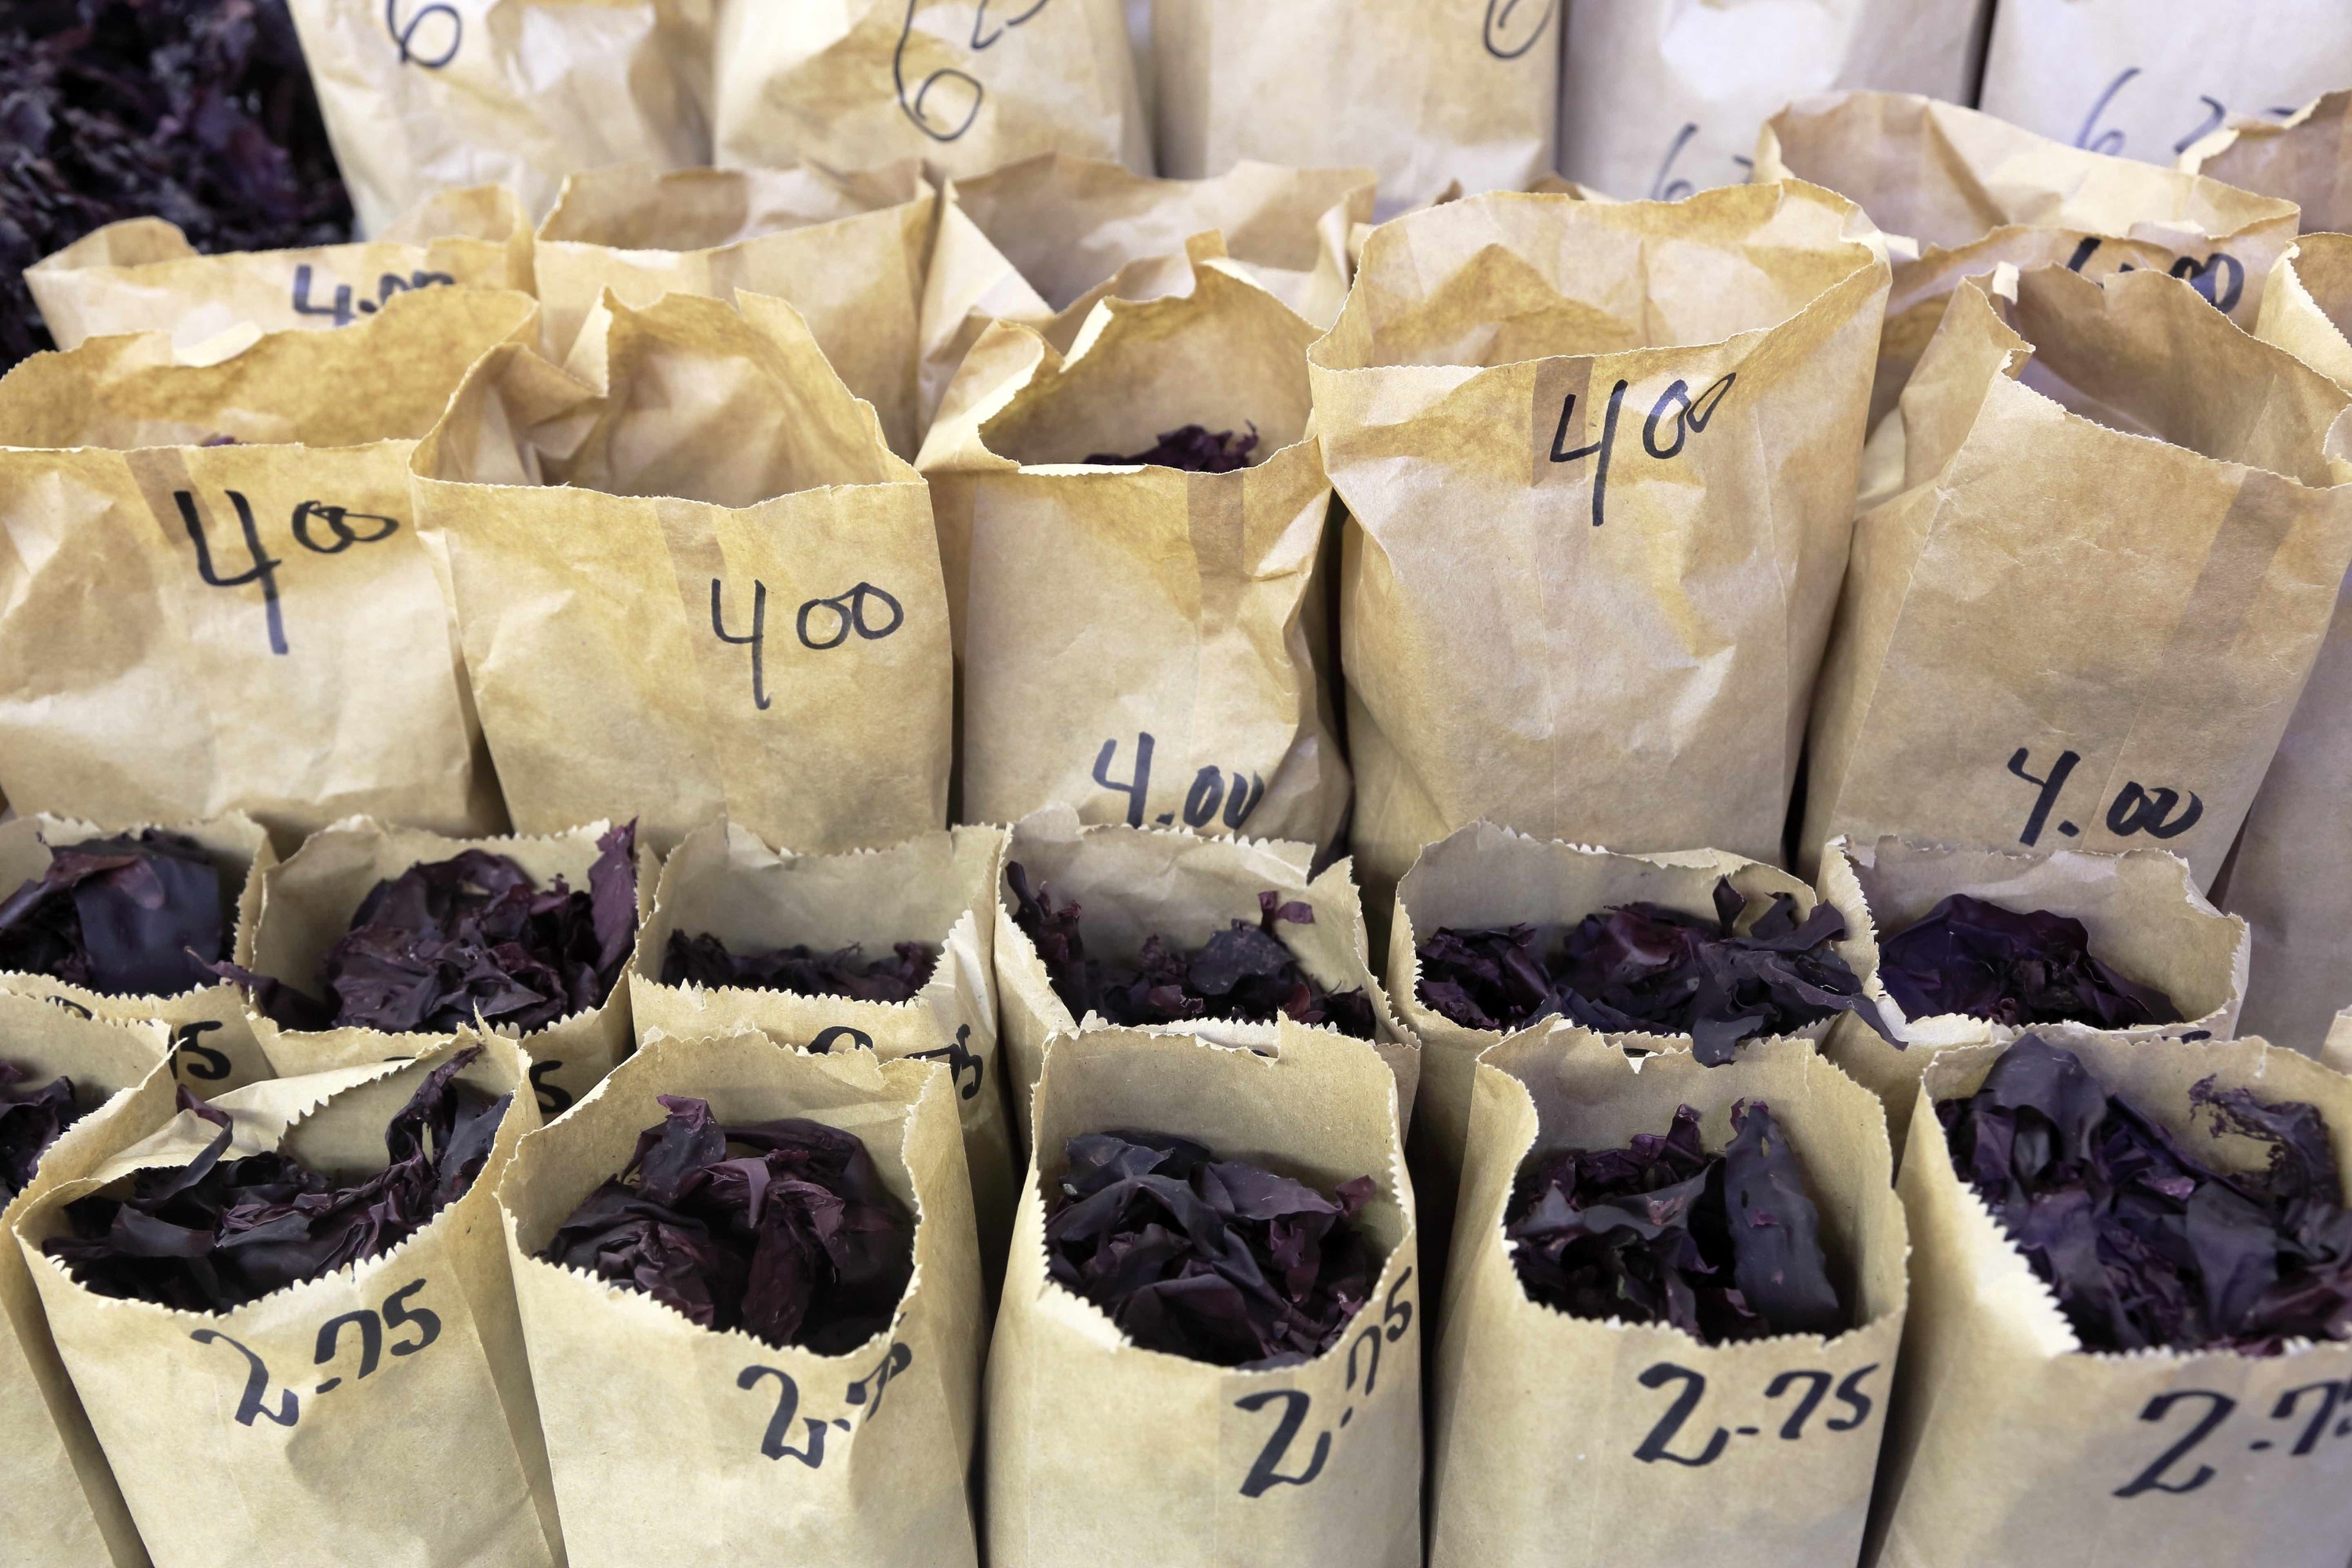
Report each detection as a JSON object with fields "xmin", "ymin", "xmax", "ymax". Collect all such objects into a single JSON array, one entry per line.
[
  {"xmin": 739, "ymin": 1341, "xmax": 914, "ymax": 1465},
  {"xmin": 384, "ymin": 0, "xmax": 461, "ymax": 67},
  {"xmin": 1482, "ymin": 0, "xmax": 1555, "ymax": 60},
  {"xmin": 169, "ymin": 1021, "xmax": 232, "ymax": 1083},
  {"xmin": 2114, "ymin": 1380, "xmax": 2352, "ymax": 1497},
  {"xmin": 191, "ymin": 1277, "xmax": 441, "ymax": 1429},
  {"xmin": 907, "ymin": 1024, "xmax": 985, "ymax": 1101},
  {"xmin": 1094, "ymin": 731, "xmax": 1265, "ymax": 833},
  {"xmin": 893, "ymin": 0, "xmax": 1051, "ymax": 142},
  {"xmin": 1234, "ymin": 1269, "xmax": 1413, "ymax": 1498},
  {"xmin": 2007, "ymin": 746, "xmax": 2204, "ymax": 848},
  {"xmin": 292, "ymin": 264, "xmax": 457, "ymax": 328},
  {"xmin": 178, "ymin": 488, "xmax": 403, "ymax": 656},
  {"xmin": 1547, "ymin": 373, "xmax": 1737, "ymax": 528},
  {"xmin": 1632, "ymin": 1359, "xmax": 1878, "ymax": 1467}
]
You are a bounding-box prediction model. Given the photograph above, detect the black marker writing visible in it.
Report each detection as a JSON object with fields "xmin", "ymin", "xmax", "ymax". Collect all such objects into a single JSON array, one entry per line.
[
  {"xmin": 894, "ymin": 0, "xmax": 1051, "ymax": 142},
  {"xmin": 528, "ymin": 1059, "xmax": 573, "ymax": 1116},
  {"xmin": 171, "ymin": 1021, "xmax": 232, "ymax": 1083},
  {"xmin": 796, "ymin": 582, "xmax": 903, "ymax": 650},
  {"xmin": 711, "ymin": 579, "xmax": 771, "ymax": 710},
  {"xmin": 1094, "ymin": 732, "xmax": 1154, "ymax": 828},
  {"xmin": 2007, "ymin": 746, "xmax": 2080, "ymax": 847},
  {"xmin": 1650, "ymin": 122, "xmax": 1700, "ymax": 202},
  {"xmin": 180, "ymin": 489, "xmax": 286, "ymax": 656},
  {"xmin": 292, "ymin": 264, "xmax": 459, "ymax": 327},
  {"xmin": 1549, "ymin": 374, "xmax": 1734, "ymax": 528},
  {"xmin": 1482, "ymin": 0, "xmax": 1555, "ymax": 60},
  {"xmin": 385, "ymin": 0, "xmax": 462, "ymax": 67},
  {"xmin": 2106, "ymin": 781, "xmax": 2203, "ymax": 840},
  {"xmin": 1633, "ymin": 1359, "xmax": 1880, "ymax": 1467},
  {"xmin": 908, "ymin": 1024, "xmax": 985, "ymax": 1101}
]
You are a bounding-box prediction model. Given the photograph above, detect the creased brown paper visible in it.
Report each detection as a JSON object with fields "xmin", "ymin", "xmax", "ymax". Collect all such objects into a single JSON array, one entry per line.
[
  {"xmin": 0, "ymin": 996, "xmax": 169, "ymax": 1568},
  {"xmin": 237, "ymin": 817, "xmax": 655, "ymax": 1115},
  {"xmin": 993, "ymin": 805, "xmax": 1417, "ymax": 1150},
  {"xmin": 27, "ymin": 185, "xmax": 534, "ymax": 358},
  {"xmin": 0, "ymin": 813, "xmax": 279, "ymax": 1096},
  {"xmin": 1557, "ymin": 0, "xmax": 1987, "ymax": 202},
  {"xmin": 12, "ymin": 1036, "xmax": 563, "ymax": 1568},
  {"xmin": 1802, "ymin": 267, "xmax": 2352, "ymax": 893},
  {"xmin": 1755, "ymin": 91, "xmax": 2301, "ymax": 428},
  {"xmin": 987, "ymin": 1022, "xmax": 1421, "ymax": 1568},
  {"xmin": 534, "ymin": 160, "xmax": 935, "ymax": 455},
  {"xmin": 1387, "ymin": 822, "xmax": 1836, "ymax": 1277},
  {"xmin": 412, "ymin": 289, "xmax": 952, "ymax": 856},
  {"xmin": 2221, "ymin": 238, "xmax": 2352, "ymax": 1056},
  {"xmin": 1430, "ymin": 1029, "xmax": 1907, "ymax": 1568},
  {"xmin": 712, "ymin": 0, "xmax": 1148, "ymax": 180},
  {"xmin": 1815, "ymin": 836, "xmax": 2247, "ymax": 1154},
  {"xmin": 1867, "ymin": 1027, "xmax": 2352, "ymax": 1567},
  {"xmin": 2183, "ymin": 89, "xmax": 2352, "ymax": 237},
  {"xmin": 920, "ymin": 247, "xmax": 1348, "ymax": 850},
  {"xmin": 626, "ymin": 820, "xmax": 1017, "ymax": 1261},
  {"xmin": 1151, "ymin": 0, "xmax": 1555, "ymax": 213},
  {"xmin": 498, "ymin": 1027, "xmax": 985, "ymax": 1567},
  {"xmin": 1977, "ymin": 0, "xmax": 2352, "ymax": 169},
  {"xmin": 1308, "ymin": 182, "xmax": 1890, "ymax": 913},
  {"xmin": 287, "ymin": 0, "xmax": 706, "ymax": 234},
  {"xmin": 0, "ymin": 287, "xmax": 536, "ymax": 847}
]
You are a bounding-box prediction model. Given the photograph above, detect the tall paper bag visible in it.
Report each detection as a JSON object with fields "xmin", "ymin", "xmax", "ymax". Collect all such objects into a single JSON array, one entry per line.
[
  {"xmin": 1308, "ymin": 182, "xmax": 1889, "ymax": 912},
  {"xmin": 986, "ymin": 1023, "xmax": 1422, "ymax": 1568},
  {"xmin": 0, "ymin": 288, "xmax": 536, "ymax": 846},
  {"xmin": 1151, "ymin": 0, "xmax": 1556, "ymax": 212},
  {"xmin": 1801, "ymin": 267, "xmax": 2352, "ymax": 892},
  {"xmin": 412, "ymin": 290, "xmax": 953, "ymax": 856}
]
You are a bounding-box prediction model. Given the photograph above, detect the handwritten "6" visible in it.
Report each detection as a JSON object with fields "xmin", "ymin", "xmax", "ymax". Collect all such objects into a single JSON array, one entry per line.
[
  {"xmin": 384, "ymin": 0, "xmax": 461, "ymax": 67},
  {"xmin": 893, "ymin": 0, "xmax": 1051, "ymax": 143}
]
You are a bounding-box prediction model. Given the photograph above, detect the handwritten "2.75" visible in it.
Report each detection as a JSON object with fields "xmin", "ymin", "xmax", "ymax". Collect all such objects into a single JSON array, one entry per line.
[{"xmin": 190, "ymin": 1277, "xmax": 441, "ymax": 1428}]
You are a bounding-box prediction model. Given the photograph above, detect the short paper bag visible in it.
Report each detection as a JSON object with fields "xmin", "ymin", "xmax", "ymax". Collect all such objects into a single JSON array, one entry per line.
[
  {"xmin": 986, "ymin": 1023, "xmax": 1422, "ymax": 1568},
  {"xmin": 1428, "ymin": 1029, "xmax": 1907, "ymax": 1568},
  {"xmin": 0, "ymin": 287, "xmax": 536, "ymax": 845},
  {"xmin": 497, "ymin": 1027, "xmax": 985, "ymax": 1566},
  {"xmin": 1308, "ymin": 183, "xmax": 1891, "ymax": 910},
  {"xmin": 412, "ymin": 289, "xmax": 953, "ymax": 856},
  {"xmin": 11, "ymin": 1036, "xmax": 562, "ymax": 1568},
  {"xmin": 920, "ymin": 249, "xmax": 1348, "ymax": 849},
  {"xmin": 27, "ymin": 184, "xmax": 535, "ymax": 358},
  {"xmin": 1801, "ymin": 267, "xmax": 2352, "ymax": 891},
  {"xmin": 626, "ymin": 820, "xmax": 1018, "ymax": 1256},
  {"xmin": 0, "ymin": 995, "xmax": 169, "ymax": 1568},
  {"xmin": 1867, "ymin": 1028, "xmax": 2352, "ymax": 1566}
]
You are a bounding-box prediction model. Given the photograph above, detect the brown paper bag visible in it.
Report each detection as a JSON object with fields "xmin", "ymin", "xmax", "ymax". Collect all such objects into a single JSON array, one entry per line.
[
  {"xmin": 0, "ymin": 996, "xmax": 169, "ymax": 1568},
  {"xmin": 1386, "ymin": 822, "xmax": 1839, "ymax": 1274},
  {"xmin": 993, "ymin": 805, "xmax": 1417, "ymax": 1150},
  {"xmin": 2183, "ymin": 90, "xmax": 2352, "ymax": 238},
  {"xmin": 533, "ymin": 160, "xmax": 937, "ymax": 456},
  {"xmin": 237, "ymin": 817, "xmax": 655, "ymax": 1115},
  {"xmin": 412, "ymin": 290, "xmax": 953, "ymax": 856},
  {"xmin": 1151, "ymin": 0, "xmax": 1555, "ymax": 213},
  {"xmin": 2220, "ymin": 239, "xmax": 2352, "ymax": 1055},
  {"xmin": 1755, "ymin": 91, "xmax": 2302, "ymax": 428},
  {"xmin": 0, "ymin": 814, "xmax": 279, "ymax": 1095},
  {"xmin": 1976, "ymin": 0, "xmax": 2352, "ymax": 169},
  {"xmin": 1309, "ymin": 182, "xmax": 1891, "ymax": 911},
  {"xmin": 10, "ymin": 1036, "xmax": 563, "ymax": 1568},
  {"xmin": 1557, "ymin": 0, "xmax": 1986, "ymax": 201},
  {"xmin": 1802, "ymin": 267, "xmax": 2352, "ymax": 894},
  {"xmin": 986, "ymin": 1022, "xmax": 1421, "ymax": 1567},
  {"xmin": 287, "ymin": 0, "xmax": 706, "ymax": 235},
  {"xmin": 0, "ymin": 288, "xmax": 536, "ymax": 846},
  {"xmin": 1813, "ymin": 836, "xmax": 2248, "ymax": 1154},
  {"xmin": 625, "ymin": 819, "xmax": 1018, "ymax": 1258},
  {"xmin": 711, "ymin": 0, "xmax": 1148, "ymax": 180},
  {"xmin": 1428, "ymin": 1028, "xmax": 1907, "ymax": 1568},
  {"xmin": 1867, "ymin": 1028, "xmax": 2352, "ymax": 1567},
  {"xmin": 26, "ymin": 185, "xmax": 534, "ymax": 358},
  {"xmin": 496, "ymin": 1026, "xmax": 984, "ymax": 1566},
  {"xmin": 919, "ymin": 249, "xmax": 1348, "ymax": 849}
]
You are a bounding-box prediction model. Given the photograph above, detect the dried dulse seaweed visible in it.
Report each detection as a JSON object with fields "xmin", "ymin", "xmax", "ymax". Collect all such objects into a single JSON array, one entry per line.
[
  {"xmin": 1878, "ymin": 895, "xmax": 2179, "ymax": 1029},
  {"xmin": 0, "ymin": 829, "xmax": 226, "ymax": 997},
  {"xmin": 661, "ymin": 931, "xmax": 938, "ymax": 1004},
  {"xmin": 1086, "ymin": 423, "xmax": 1259, "ymax": 473}
]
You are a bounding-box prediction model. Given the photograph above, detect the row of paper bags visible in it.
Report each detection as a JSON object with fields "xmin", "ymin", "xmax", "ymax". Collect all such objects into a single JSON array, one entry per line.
[
  {"xmin": 0, "ymin": 795, "xmax": 2343, "ymax": 1566},
  {"xmin": 13, "ymin": 87, "xmax": 2352, "ymax": 1051},
  {"xmin": 282, "ymin": 0, "xmax": 2352, "ymax": 228}
]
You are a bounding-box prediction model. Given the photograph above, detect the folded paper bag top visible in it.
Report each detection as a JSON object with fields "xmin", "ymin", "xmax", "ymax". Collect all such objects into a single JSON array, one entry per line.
[
  {"xmin": 412, "ymin": 289, "xmax": 953, "ymax": 858},
  {"xmin": 1813, "ymin": 836, "xmax": 2247, "ymax": 1156},
  {"xmin": 2183, "ymin": 89, "xmax": 2352, "ymax": 238},
  {"xmin": 626, "ymin": 819, "xmax": 1018, "ymax": 1262},
  {"xmin": 1308, "ymin": 181, "xmax": 1892, "ymax": 913},
  {"xmin": 495, "ymin": 1028, "xmax": 985, "ymax": 1568},
  {"xmin": 1428, "ymin": 1029, "xmax": 1908, "ymax": 1568},
  {"xmin": 0, "ymin": 996, "xmax": 170, "ymax": 1568},
  {"xmin": 0, "ymin": 287, "xmax": 537, "ymax": 846},
  {"xmin": 2221, "ymin": 238, "xmax": 2352, "ymax": 1062},
  {"xmin": 229, "ymin": 815, "xmax": 655, "ymax": 1117},
  {"xmin": 9, "ymin": 1037, "xmax": 562, "ymax": 1568},
  {"xmin": 1386, "ymin": 822, "xmax": 1862, "ymax": 1273},
  {"xmin": 1867, "ymin": 1027, "xmax": 2352, "ymax": 1568},
  {"xmin": 986, "ymin": 1022, "xmax": 1421, "ymax": 1568},
  {"xmin": 534, "ymin": 159, "xmax": 936, "ymax": 455},
  {"xmin": 1755, "ymin": 90, "xmax": 2300, "ymax": 429},
  {"xmin": 1802, "ymin": 265, "xmax": 2352, "ymax": 897},
  {"xmin": 27, "ymin": 183, "xmax": 535, "ymax": 358},
  {"xmin": 712, "ymin": 0, "xmax": 1148, "ymax": 181},
  {"xmin": 287, "ymin": 0, "xmax": 706, "ymax": 235},
  {"xmin": 920, "ymin": 246, "xmax": 1348, "ymax": 851},
  {"xmin": 0, "ymin": 812, "xmax": 280, "ymax": 1096},
  {"xmin": 991, "ymin": 805, "xmax": 1415, "ymax": 1150}
]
